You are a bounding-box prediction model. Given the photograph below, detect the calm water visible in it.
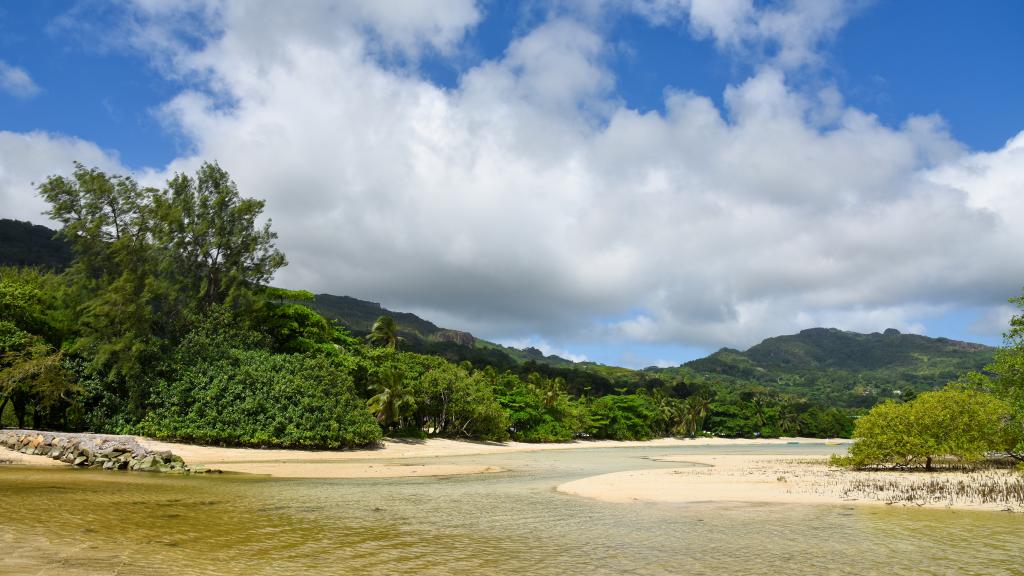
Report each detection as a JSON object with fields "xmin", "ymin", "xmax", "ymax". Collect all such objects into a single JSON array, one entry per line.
[{"xmin": 1, "ymin": 444, "xmax": 1021, "ymax": 575}]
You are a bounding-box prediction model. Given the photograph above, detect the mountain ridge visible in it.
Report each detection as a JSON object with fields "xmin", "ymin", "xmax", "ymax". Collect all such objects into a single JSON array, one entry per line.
[{"xmin": 3, "ymin": 219, "xmax": 996, "ymax": 405}]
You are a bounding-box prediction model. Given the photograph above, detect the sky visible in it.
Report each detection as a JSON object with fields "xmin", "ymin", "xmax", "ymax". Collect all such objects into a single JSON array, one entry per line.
[{"xmin": 1, "ymin": 1, "xmax": 1023, "ymax": 368}]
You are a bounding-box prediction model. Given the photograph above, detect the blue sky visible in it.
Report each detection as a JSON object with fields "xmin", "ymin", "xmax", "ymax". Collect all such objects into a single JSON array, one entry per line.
[{"xmin": 1, "ymin": 1, "xmax": 1023, "ymax": 367}]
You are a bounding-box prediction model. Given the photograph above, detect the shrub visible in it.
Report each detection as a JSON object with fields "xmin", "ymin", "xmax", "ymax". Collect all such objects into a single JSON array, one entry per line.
[
  {"xmin": 848, "ymin": 387, "xmax": 1016, "ymax": 469},
  {"xmin": 138, "ymin": 349, "xmax": 381, "ymax": 449}
]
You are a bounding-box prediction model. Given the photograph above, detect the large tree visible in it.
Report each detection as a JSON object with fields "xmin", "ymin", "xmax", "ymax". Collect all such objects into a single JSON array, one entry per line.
[
  {"xmin": 847, "ymin": 387, "xmax": 1016, "ymax": 470},
  {"xmin": 36, "ymin": 162, "xmax": 285, "ymax": 418},
  {"xmin": 967, "ymin": 291, "xmax": 1024, "ymax": 462}
]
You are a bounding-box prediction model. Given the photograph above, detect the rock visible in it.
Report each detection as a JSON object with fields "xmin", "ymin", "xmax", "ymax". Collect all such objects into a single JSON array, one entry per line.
[
  {"xmin": 72, "ymin": 456, "xmax": 88, "ymax": 466},
  {"xmin": 102, "ymin": 460, "xmax": 115, "ymax": 470},
  {"xmin": 137, "ymin": 455, "xmax": 161, "ymax": 472}
]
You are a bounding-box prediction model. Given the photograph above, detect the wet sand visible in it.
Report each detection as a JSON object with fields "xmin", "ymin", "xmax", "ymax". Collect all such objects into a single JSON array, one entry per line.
[
  {"xmin": 2, "ymin": 436, "xmax": 841, "ymax": 478},
  {"xmin": 556, "ymin": 454, "xmax": 1023, "ymax": 512}
]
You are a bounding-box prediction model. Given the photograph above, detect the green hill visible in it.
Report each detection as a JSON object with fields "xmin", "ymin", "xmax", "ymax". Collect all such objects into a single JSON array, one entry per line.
[
  {"xmin": 682, "ymin": 328, "xmax": 995, "ymax": 407},
  {"xmin": 309, "ymin": 293, "xmax": 576, "ymax": 369},
  {"xmin": 0, "ymin": 219, "xmax": 73, "ymax": 269},
  {"xmin": 3, "ymin": 219, "xmax": 995, "ymax": 407}
]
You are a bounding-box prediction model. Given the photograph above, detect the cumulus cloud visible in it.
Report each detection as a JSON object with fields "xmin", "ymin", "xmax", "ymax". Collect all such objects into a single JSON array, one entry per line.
[
  {"xmin": 8, "ymin": 1, "xmax": 1024, "ymax": 354},
  {"xmin": 496, "ymin": 337, "xmax": 589, "ymax": 363},
  {"xmin": 0, "ymin": 131, "xmax": 128, "ymax": 223},
  {"xmin": 626, "ymin": 0, "xmax": 864, "ymax": 68},
  {"xmin": 0, "ymin": 60, "xmax": 41, "ymax": 98}
]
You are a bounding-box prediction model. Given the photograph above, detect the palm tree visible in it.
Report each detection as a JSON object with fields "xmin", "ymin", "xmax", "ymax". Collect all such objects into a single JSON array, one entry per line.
[
  {"xmin": 652, "ymin": 388, "xmax": 681, "ymax": 435},
  {"xmin": 750, "ymin": 394, "xmax": 772, "ymax": 429},
  {"xmin": 367, "ymin": 315, "xmax": 403, "ymax": 350},
  {"xmin": 366, "ymin": 367, "xmax": 416, "ymax": 428},
  {"xmin": 678, "ymin": 393, "xmax": 712, "ymax": 438},
  {"xmin": 778, "ymin": 403, "xmax": 801, "ymax": 436},
  {"xmin": 540, "ymin": 377, "xmax": 565, "ymax": 409}
]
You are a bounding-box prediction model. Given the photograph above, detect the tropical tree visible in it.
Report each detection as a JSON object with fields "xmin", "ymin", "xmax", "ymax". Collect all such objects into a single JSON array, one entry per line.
[
  {"xmin": 36, "ymin": 162, "xmax": 286, "ymax": 419},
  {"xmin": 677, "ymin": 392, "xmax": 712, "ymax": 437},
  {"xmin": 848, "ymin": 387, "xmax": 1016, "ymax": 470},
  {"xmin": 367, "ymin": 315, "xmax": 404, "ymax": 350},
  {"xmin": 366, "ymin": 366, "xmax": 416, "ymax": 428},
  {"xmin": 0, "ymin": 267, "xmax": 78, "ymax": 428}
]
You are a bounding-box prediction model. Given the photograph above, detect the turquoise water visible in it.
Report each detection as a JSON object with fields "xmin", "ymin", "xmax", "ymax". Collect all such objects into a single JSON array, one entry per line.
[{"xmin": 1, "ymin": 444, "xmax": 1021, "ymax": 575}]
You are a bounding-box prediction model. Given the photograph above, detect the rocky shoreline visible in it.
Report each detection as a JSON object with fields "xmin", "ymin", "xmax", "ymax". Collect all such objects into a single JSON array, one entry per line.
[{"xmin": 0, "ymin": 429, "xmax": 210, "ymax": 474}]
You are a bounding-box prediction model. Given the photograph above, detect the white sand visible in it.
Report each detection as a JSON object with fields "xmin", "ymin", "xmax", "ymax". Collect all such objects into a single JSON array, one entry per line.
[
  {"xmin": 0, "ymin": 448, "xmax": 66, "ymax": 467},
  {"xmin": 2, "ymin": 436, "xmax": 842, "ymax": 479},
  {"xmin": 556, "ymin": 454, "xmax": 1022, "ymax": 512},
  {"xmin": 129, "ymin": 436, "xmax": 841, "ymax": 479}
]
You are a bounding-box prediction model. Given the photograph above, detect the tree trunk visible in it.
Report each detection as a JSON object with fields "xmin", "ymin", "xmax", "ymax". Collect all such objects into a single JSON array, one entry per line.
[{"xmin": 925, "ymin": 456, "xmax": 933, "ymax": 471}]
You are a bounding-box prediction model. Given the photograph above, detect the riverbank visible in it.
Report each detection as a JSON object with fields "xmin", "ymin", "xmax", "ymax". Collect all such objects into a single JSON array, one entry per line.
[
  {"xmin": 556, "ymin": 454, "xmax": 1024, "ymax": 512},
  {"xmin": 1, "ymin": 433, "xmax": 844, "ymax": 478}
]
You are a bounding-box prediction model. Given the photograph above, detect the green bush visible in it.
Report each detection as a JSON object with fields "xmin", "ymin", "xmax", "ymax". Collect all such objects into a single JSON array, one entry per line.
[
  {"xmin": 138, "ymin": 349, "xmax": 381, "ymax": 449},
  {"xmin": 584, "ymin": 394, "xmax": 658, "ymax": 440},
  {"xmin": 848, "ymin": 387, "xmax": 1016, "ymax": 469}
]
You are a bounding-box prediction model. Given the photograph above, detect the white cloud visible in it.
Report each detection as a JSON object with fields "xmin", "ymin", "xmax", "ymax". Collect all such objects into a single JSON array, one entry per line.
[
  {"xmin": 627, "ymin": 0, "xmax": 864, "ymax": 68},
  {"xmin": 0, "ymin": 131, "xmax": 128, "ymax": 223},
  {"xmin": 970, "ymin": 305, "xmax": 1017, "ymax": 340},
  {"xmin": 497, "ymin": 337, "xmax": 589, "ymax": 363},
  {"xmin": 0, "ymin": 60, "xmax": 41, "ymax": 98},
  {"xmin": 8, "ymin": 1, "xmax": 1023, "ymax": 353}
]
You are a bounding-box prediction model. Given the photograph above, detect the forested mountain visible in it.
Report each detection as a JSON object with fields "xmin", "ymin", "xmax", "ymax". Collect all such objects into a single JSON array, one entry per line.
[
  {"xmin": 310, "ymin": 293, "xmax": 578, "ymax": 369},
  {"xmin": 3, "ymin": 219, "xmax": 994, "ymax": 408},
  {"xmin": 681, "ymin": 328, "xmax": 995, "ymax": 407},
  {"xmin": 0, "ymin": 219, "xmax": 72, "ymax": 269}
]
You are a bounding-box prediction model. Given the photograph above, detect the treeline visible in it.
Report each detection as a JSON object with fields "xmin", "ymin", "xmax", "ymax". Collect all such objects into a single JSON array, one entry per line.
[{"xmin": 1, "ymin": 162, "xmax": 852, "ymax": 448}]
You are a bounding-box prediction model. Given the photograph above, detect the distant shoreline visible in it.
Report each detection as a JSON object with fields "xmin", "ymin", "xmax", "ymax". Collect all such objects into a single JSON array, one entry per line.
[{"xmin": 1, "ymin": 434, "xmax": 845, "ymax": 478}]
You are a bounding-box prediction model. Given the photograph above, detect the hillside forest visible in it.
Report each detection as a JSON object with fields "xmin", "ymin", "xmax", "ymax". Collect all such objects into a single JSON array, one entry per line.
[{"xmin": 1, "ymin": 163, "xmax": 1020, "ymax": 449}]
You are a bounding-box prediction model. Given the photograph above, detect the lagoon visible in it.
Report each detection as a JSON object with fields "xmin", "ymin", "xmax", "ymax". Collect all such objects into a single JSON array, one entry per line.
[{"xmin": 2, "ymin": 444, "xmax": 1021, "ymax": 575}]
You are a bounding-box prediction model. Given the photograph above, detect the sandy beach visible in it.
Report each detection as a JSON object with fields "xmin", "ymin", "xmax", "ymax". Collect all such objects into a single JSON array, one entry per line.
[
  {"xmin": 4, "ymin": 435, "xmax": 1020, "ymax": 511},
  {"xmin": 556, "ymin": 453, "xmax": 1024, "ymax": 512},
  {"xmin": 2, "ymin": 435, "xmax": 839, "ymax": 478}
]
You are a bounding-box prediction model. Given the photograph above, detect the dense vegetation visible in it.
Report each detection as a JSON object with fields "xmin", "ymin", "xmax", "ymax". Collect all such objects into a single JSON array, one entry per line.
[
  {"xmin": 838, "ymin": 298, "xmax": 1024, "ymax": 470},
  {"xmin": 681, "ymin": 328, "xmax": 994, "ymax": 408},
  {"xmin": 0, "ymin": 219, "xmax": 73, "ymax": 270},
  {"xmin": 20, "ymin": 162, "xmax": 999, "ymax": 448}
]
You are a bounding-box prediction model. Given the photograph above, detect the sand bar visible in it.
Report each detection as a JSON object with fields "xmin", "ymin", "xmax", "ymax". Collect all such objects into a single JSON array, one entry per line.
[
  {"xmin": 2, "ymin": 435, "xmax": 842, "ymax": 479},
  {"xmin": 556, "ymin": 454, "xmax": 1023, "ymax": 512}
]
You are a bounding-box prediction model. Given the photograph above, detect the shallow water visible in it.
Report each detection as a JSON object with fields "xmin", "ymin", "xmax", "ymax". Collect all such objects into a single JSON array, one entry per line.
[{"xmin": 1, "ymin": 444, "xmax": 1021, "ymax": 575}]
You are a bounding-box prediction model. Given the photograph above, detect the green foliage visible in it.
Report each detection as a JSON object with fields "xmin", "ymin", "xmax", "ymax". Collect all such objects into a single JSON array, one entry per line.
[
  {"xmin": 683, "ymin": 328, "xmax": 995, "ymax": 408},
  {"xmin": 584, "ymin": 394, "xmax": 659, "ymax": 441},
  {"xmin": 153, "ymin": 163, "xmax": 286, "ymax": 315},
  {"xmin": 366, "ymin": 364, "xmax": 417, "ymax": 428},
  {"xmin": 0, "ymin": 267, "xmax": 78, "ymax": 429},
  {"xmin": 414, "ymin": 362, "xmax": 509, "ymax": 441},
  {"xmin": 497, "ymin": 375, "xmax": 575, "ymax": 442},
  {"xmin": 138, "ymin": 348, "xmax": 381, "ymax": 448},
  {"xmin": 37, "ymin": 162, "xmax": 286, "ymax": 416},
  {"xmin": 847, "ymin": 388, "xmax": 1017, "ymax": 469},
  {"xmin": 959, "ymin": 291, "xmax": 1024, "ymax": 462},
  {"xmin": 0, "ymin": 219, "xmax": 73, "ymax": 270},
  {"xmin": 367, "ymin": 315, "xmax": 404, "ymax": 350}
]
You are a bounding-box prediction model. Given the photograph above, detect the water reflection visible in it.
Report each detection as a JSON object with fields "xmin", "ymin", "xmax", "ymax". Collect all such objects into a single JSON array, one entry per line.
[{"xmin": 1, "ymin": 444, "xmax": 1020, "ymax": 575}]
